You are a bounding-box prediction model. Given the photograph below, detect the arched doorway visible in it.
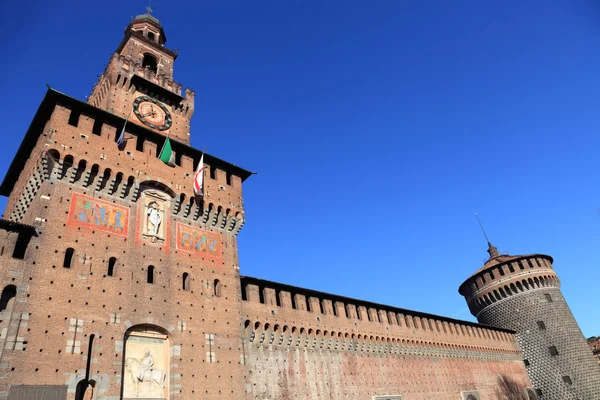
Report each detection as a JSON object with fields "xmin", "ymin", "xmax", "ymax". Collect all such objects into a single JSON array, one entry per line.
[{"xmin": 122, "ymin": 324, "xmax": 169, "ymax": 399}]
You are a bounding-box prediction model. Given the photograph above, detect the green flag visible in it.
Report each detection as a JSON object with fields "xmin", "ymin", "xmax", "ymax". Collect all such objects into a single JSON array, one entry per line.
[{"xmin": 159, "ymin": 137, "xmax": 176, "ymax": 166}]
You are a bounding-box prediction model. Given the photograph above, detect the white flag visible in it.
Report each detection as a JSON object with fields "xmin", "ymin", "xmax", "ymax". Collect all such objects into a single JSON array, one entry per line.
[
  {"xmin": 193, "ymin": 153, "xmax": 205, "ymax": 196},
  {"xmin": 117, "ymin": 120, "xmax": 127, "ymax": 148}
]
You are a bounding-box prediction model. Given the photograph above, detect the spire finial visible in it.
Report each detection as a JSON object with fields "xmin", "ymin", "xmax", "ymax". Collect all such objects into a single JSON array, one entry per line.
[
  {"xmin": 474, "ymin": 212, "xmax": 500, "ymax": 259},
  {"xmin": 146, "ymin": 0, "xmax": 153, "ymax": 14}
]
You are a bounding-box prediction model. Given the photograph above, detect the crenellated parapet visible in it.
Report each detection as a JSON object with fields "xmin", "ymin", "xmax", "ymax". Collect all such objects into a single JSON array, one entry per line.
[
  {"xmin": 458, "ymin": 252, "xmax": 558, "ymax": 317},
  {"xmin": 240, "ymin": 276, "xmax": 522, "ymax": 360},
  {"xmin": 36, "ymin": 149, "xmax": 245, "ymax": 236},
  {"xmin": 1, "ymin": 92, "xmax": 252, "ymax": 236}
]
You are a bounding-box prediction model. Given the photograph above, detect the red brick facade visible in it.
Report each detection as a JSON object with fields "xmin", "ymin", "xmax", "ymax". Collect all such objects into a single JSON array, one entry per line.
[{"xmin": 0, "ymin": 11, "xmax": 534, "ymax": 400}]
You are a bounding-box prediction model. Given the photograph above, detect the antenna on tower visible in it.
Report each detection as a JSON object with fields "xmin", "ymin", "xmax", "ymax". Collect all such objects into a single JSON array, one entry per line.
[
  {"xmin": 146, "ymin": 0, "xmax": 153, "ymax": 14},
  {"xmin": 474, "ymin": 212, "xmax": 490, "ymax": 244},
  {"xmin": 474, "ymin": 212, "xmax": 500, "ymax": 259}
]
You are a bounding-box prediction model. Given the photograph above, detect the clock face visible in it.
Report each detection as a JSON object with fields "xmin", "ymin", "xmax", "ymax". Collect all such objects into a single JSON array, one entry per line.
[{"xmin": 133, "ymin": 96, "xmax": 172, "ymax": 131}]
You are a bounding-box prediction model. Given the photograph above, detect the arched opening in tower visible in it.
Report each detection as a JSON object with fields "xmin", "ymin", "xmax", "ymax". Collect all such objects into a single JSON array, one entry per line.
[{"xmin": 142, "ymin": 53, "xmax": 158, "ymax": 73}]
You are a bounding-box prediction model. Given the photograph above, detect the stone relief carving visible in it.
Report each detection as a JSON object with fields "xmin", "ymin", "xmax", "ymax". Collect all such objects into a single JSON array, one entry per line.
[{"xmin": 123, "ymin": 333, "xmax": 168, "ymax": 399}]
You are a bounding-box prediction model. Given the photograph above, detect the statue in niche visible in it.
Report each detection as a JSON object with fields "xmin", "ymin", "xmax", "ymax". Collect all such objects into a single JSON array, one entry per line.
[
  {"xmin": 140, "ymin": 189, "xmax": 170, "ymax": 244},
  {"xmin": 146, "ymin": 202, "xmax": 162, "ymax": 236}
]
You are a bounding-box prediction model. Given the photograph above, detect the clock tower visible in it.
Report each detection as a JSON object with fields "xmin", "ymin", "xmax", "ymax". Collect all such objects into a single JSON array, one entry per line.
[{"xmin": 88, "ymin": 9, "xmax": 194, "ymax": 144}]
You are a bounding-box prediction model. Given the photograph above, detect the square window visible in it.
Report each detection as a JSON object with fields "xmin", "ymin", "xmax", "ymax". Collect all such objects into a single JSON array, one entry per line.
[
  {"xmin": 524, "ymin": 359, "xmax": 530, "ymax": 366},
  {"xmin": 544, "ymin": 294, "xmax": 553, "ymax": 302},
  {"xmin": 549, "ymin": 346, "xmax": 559, "ymax": 356},
  {"xmin": 537, "ymin": 321, "xmax": 546, "ymax": 330},
  {"xmin": 562, "ymin": 376, "xmax": 572, "ymax": 385}
]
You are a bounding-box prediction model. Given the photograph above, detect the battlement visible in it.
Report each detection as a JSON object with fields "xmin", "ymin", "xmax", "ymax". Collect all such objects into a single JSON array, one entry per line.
[
  {"xmin": 1, "ymin": 90, "xmax": 252, "ymax": 236},
  {"xmin": 240, "ymin": 276, "xmax": 521, "ymax": 356},
  {"xmin": 459, "ymin": 254, "xmax": 558, "ymax": 317}
]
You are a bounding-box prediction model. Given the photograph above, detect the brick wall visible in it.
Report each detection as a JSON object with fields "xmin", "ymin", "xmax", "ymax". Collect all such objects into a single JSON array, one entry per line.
[{"xmin": 240, "ymin": 278, "xmax": 533, "ymax": 400}]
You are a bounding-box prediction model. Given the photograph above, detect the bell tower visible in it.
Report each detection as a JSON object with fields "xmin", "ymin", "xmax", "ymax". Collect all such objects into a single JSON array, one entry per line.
[{"xmin": 88, "ymin": 8, "xmax": 195, "ymax": 144}]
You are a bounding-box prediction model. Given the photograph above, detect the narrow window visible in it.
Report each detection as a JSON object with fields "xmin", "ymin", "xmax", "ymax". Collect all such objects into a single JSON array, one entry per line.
[
  {"xmin": 527, "ymin": 259, "xmax": 535, "ymax": 268},
  {"xmin": 290, "ymin": 293, "xmax": 297, "ymax": 309},
  {"xmin": 147, "ymin": 265, "xmax": 155, "ymax": 284},
  {"xmin": 549, "ymin": 346, "xmax": 558, "ymax": 356},
  {"xmin": 498, "ymin": 267, "xmax": 505, "ymax": 276},
  {"xmin": 319, "ymin": 299, "xmax": 325, "ymax": 314},
  {"xmin": 68, "ymin": 109, "xmax": 80, "ymax": 127},
  {"xmin": 508, "ymin": 263, "xmax": 515, "ymax": 273},
  {"xmin": 545, "ymin": 294, "xmax": 553, "ymax": 303},
  {"xmin": 537, "ymin": 321, "xmax": 546, "ymax": 330},
  {"xmin": 489, "ymin": 271, "xmax": 495, "ymax": 280},
  {"xmin": 344, "ymin": 304, "xmax": 350, "ymax": 319},
  {"xmin": 63, "ymin": 248, "xmax": 75, "ymax": 268},
  {"xmin": 241, "ymin": 283, "xmax": 248, "ymax": 301},
  {"xmin": 107, "ymin": 257, "xmax": 117, "ymax": 277},
  {"xmin": 213, "ymin": 279, "xmax": 221, "ymax": 297},
  {"xmin": 12, "ymin": 232, "xmax": 31, "ymax": 260},
  {"xmin": 274, "ymin": 289, "xmax": 281, "ymax": 307},
  {"xmin": 258, "ymin": 287, "xmax": 265, "ymax": 304},
  {"xmin": 518, "ymin": 260, "xmax": 525, "ymax": 270},
  {"xmin": 210, "ymin": 165, "xmax": 216, "ymax": 179},
  {"xmin": 226, "ymin": 171, "xmax": 232, "ymax": 185},
  {"xmin": 182, "ymin": 273, "xmax": 190, "ymax": 291},
  {"xmin": 332, "ymin": 302, "xmax": 338, "ymax": 317},
  {"xmin": 305, "ymin": 296, "xmax": 310, "ymax": 312},
  {"xmin": 562, "ymin": 376, "xmax": 572, "ymax": 385},
  {"xmin": 92, "ymin": 119, "xmax": 102, "ymax": 136},
  {"xmin": 524, "ymin": 359, "xmax": 530, "ymax": 366}
]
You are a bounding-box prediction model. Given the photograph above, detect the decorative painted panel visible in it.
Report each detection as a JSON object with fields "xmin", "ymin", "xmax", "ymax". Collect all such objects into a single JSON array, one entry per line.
[
  {"xmin": 68, "ymin": 193, "xmax": 129, "ymax": 236},
  {"xmin": 176, "ymin": 223, "xmax": 222, "ymax": 262}
]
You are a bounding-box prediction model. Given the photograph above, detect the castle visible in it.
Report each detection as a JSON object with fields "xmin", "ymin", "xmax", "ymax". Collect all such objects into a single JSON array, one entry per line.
[{"xmin": 0, "ymin": 11, "xmax": 598, "ymax": 400}]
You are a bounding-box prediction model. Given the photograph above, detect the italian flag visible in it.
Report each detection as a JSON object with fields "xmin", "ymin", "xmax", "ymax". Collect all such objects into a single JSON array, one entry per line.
[{"xmin": 159, "ymin": 137, "xmax": 176, "ymax": 167}]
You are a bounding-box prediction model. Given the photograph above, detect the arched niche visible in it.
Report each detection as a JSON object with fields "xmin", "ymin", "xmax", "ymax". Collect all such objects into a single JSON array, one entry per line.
[
  {"xmin": 122, "ymin": 324, "xmax": 169, "ymax": 399},
  {"xmin": 137, "ymin": 182, "xmax": 174, "ymax": 246}
]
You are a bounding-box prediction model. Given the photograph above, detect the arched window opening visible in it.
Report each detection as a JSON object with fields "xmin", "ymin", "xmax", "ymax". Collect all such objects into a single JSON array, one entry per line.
[
  {"xmin": 111, "ymin": 172, "xmax": 123, "ymax": 195},
  {"xmin": 0, "ymin": 285, "xmax": 16, "ymax": 312},
  {"xmin": 147, "ymin": 32, "xmax": 156, "ymax": 41},
  {"xmin": 85, "ymin": 164, "xmax": 99, "ymax": 187},
  {"xmin": 61, "ymin": 155, "xmax": 74, "ymax": 179},
  {"xmin": 73, "ymin": 160, "xmax": 87, "ymax": 183},
  {"xmin": 214, "ymin": 279, "xmax": 221, "ymax": 297},
  {"xmin": 98, "ymin": 168, "xmax": 111, "ymax": 191},
  {"xmin": 63, "ymin": 248, "xmax": 75, "ymax": 268},
  {"xmin": 123, "ymin": 176, "xmax": 135, "ymax": 198},
  {"xmin": 147, "ymin": 265, "xmax": 155, "ymax": 284},
  {"xmin": 142, "ymin": 53, "xmax": 158, "ymax": 73},
  {"xmin": 107, "ymin": 257, "xmax": 117, "ymax": 277},
  {"xmin": 182, "ymin": 273, "xmax": 190, "ymax": 291}
]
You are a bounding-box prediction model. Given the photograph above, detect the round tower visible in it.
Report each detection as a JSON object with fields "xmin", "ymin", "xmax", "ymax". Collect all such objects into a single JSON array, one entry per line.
[{"xmin": 459, "ymin": 243, "xmax": 600, "ymax": 400}]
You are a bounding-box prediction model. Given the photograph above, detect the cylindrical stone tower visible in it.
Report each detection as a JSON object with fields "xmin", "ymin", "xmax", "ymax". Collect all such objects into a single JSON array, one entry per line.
[{"xmin": 459, "ymin": 243, "xmax": 600, "ymax": 400}]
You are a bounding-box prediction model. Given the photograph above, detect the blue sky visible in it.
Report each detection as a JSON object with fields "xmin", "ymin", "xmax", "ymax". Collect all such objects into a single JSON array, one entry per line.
[{"xmin": 1, "ymin": 1, "xmax": 599, "ymax": 337}]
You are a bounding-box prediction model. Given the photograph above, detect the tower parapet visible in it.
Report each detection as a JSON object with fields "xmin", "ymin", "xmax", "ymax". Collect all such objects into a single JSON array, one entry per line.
[{"xmin": 459, "ymin": 245, "xmax": 600, "ymax": 400}]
